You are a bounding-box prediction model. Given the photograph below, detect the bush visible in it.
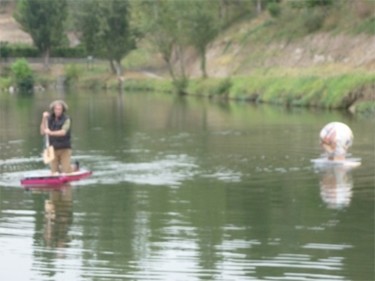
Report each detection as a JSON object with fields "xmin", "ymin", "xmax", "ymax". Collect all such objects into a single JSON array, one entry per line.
[
  {"xmin": 353, "ymin": 16, "xmax": 375, "ymax": 35},
  {"xmin": 0, "ymin": 77, "xmax": 12, "ymax": 89},
  {"xmin": 0, "ymin": 42, "xmax": 10, "ymax": 59},
  {"xmin": 0, "ymin": 43, "xmax": 86, "ymax": 58},
  {"xmin": 306, "ymin": 0, "xmax": 332, "ymax": 7},
  {"xmin": 11, "ymin": 58, "xmax": 34, "ymax": 92},
  {"xmin": 64, "ymin": 64, "xmax": 81, "ymax": 86},
  {"xmin": 172, "ymin": 77, "xmax": 189, "ymax": 95},
  {"xmin": 52, "ymin": 46, "xmax": 86, "ymax": 58},
  {"xmin": 0, "ymin": 42, "xmax": 39, "ymax": 58},
  {"xmin": 303, "ymin": 9, "xmax": 325, "ymax": 33},
  {"xmin": 216, "ymin": 78, "xmax": 232, "ymax": 96},
  {"xmin": 267, "ymin": 2, "xmax": 281, "ymax": 18},
  {"xmin": 290, "ymin": 0, "xmax": 332, "ymax": 9}
]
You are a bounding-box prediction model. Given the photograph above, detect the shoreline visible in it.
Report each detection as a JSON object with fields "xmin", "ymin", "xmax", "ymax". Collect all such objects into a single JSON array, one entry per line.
[
  {"xmin": 118, "ymin": 74, "xmax": 375, "ymax": 116},
  {"xmin": 1, "ymin": 62, "xmax": 374, "ymax": 116}
]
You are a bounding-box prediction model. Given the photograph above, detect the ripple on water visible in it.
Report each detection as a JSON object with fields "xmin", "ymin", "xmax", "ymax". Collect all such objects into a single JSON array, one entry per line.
[{"xmin": 80, "ymin": 153, "xmax": 198, "ymax": 187}]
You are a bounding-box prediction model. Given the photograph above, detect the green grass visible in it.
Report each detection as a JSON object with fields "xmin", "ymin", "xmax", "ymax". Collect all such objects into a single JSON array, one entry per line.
[
  {"xmin": 0, "ymin": 77, "xmax": 12, "ymax": 89},
  {"xmin": 123, "ymin": 78, "xmax": 174, "ymax": 93},
  {"xmin": 117, "ymin": 71, "xmax": 374, "ymax": 112},
  {"xmin": 355, "ymin": 101, "xmax": 375, "ymax": 116}
]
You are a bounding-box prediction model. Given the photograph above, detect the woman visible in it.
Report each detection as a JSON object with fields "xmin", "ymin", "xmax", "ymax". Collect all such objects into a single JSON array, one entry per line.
[
  {"xmin": 40, "ymin": 100, "xmax": 73, "ymax": 174},
  {"xmin": 320, "ymin": 122, "xmax": 353, "ymax": 161}
]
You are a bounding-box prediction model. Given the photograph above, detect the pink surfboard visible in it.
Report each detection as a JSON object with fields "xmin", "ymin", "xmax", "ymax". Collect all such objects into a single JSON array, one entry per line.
[{"xmin": 21, "ymin": 170, "xmax": 92, "ymax": 186}]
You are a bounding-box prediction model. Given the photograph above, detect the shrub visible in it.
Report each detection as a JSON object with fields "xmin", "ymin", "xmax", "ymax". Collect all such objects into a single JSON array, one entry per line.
[
  {"xmin": 11, "ymin": 58, "xmax": 34, "ymax": 92},
  {"xmin": 215, "ymin": 78, "xmax": 232, "ymax": 96},
  {"xmin": 306, "ymin": 0, "xmax": 332, "ymax": 7},
  {"xmin": 52, "ymin": 46, "xmax": 86, "ymax": 58},
  {"xmin": 0, "ymin": 41, "xmax": 10, "ymax": 59},
  {"xmin": 0, "ymin": 77, "xmax": 12, "ymax": 89},
  {"xmin": 353, "ymin": 16, "xmax": 375, "ymax": 35},
  {"xmin": 64, "ymin": 64, "xmax": 81, "ymax": 86},
  {"xmin": 8, "ymin": 44, "xmax": 39, "ymax": 57},
  {"xmin": 173, "ymin": 77, "xmax": 189, "ymax": 95},
  {"xmin": 267, "ymin": 2, "xmax": 281, "ymax": 18},
  {"xmin": 303, "ymin": 9, "xmax": 325, "ymax": 33},
  {"xmin": 0, "ymin": 43, "xmax": 86, "ymax": 58}
]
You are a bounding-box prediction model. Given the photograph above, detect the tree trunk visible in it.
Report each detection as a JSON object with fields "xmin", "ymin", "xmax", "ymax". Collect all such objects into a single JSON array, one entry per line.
[
  {"xmin": 109, "ymin": 60, "xmax": 117, "ymax": 74},
  {"xmin": 43, "ymin": 48, "xmax": 50, "ymax": 70},
  {"xmin": 256, "ymin": 0, "xmax": 262, "ymax": 14},
  {"xmin": 164, "ymin": 57, "xmax": 175, "ymax": 80},
  {"xmin": 176, "ymin": 44, "xmax": 186, "ymax": 79},
  {"xmin": 113, "ymin": 59, "xmax": 125, "ymax": 89},
  {"xmin": 200, "ymin": 48, "xmax": 207, "ymax": 78},
  {"xmin": 115, "ymin": 59, "xmax": 123, "ymax": 77}
]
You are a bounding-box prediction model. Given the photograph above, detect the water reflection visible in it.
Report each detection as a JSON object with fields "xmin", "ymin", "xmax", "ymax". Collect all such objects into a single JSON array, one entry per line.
[
  {"xmin": 316, "ymin": 166, "xmax": 354, "ymax": 209},
  {"xmin": 26, "ymin": 185, "xmax": 73, "ymax": 249},
  {"xmin": 43, "ymin": 185, "xmax": 73, "ymax": 249}
]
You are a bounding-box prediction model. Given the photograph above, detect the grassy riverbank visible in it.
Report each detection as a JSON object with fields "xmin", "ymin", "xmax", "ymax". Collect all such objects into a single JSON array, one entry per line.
[
  {"xmin": 1, "ymin": 60, "xmax": 373, "ymax": 115},
  {"xmin": 120, "ymin": 70, "xmax": 374, "ymax": 114}
]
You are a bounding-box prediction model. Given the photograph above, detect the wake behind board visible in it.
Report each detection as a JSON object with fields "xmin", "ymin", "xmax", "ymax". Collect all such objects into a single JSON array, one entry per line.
[
  {"xmin": 21, "ymin": 170, "xmax": 92, "ymax": 186},
  {"xmin": 311, "ymin": 158, "xmax": 361, "ymax": 168}
]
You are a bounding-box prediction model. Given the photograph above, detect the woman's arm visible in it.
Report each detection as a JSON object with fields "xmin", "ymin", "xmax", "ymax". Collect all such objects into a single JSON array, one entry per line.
[
  {"xmin": 40, "ymin": 112, "xmax": 49, "ymax": 135},
  {"xmin": 44, "ymin": 118, "xmax": 70, "ymax": 137}
]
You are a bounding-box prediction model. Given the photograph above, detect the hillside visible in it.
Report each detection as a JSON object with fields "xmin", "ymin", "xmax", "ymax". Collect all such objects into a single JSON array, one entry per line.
[
  {"xmin": 0, "ymin": 2, "xmax": 32, "ymax": 44},
  {"xmin": 141, "ymin": 2, "xmax": 375, "ymax": 77},
  {"xmin": 1, "ymin": 1, "xmax": 374, "ymax": 77}
]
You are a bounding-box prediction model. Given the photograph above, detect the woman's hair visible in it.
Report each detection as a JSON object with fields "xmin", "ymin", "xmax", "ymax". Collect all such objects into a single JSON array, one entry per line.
[{"xmin": 49, "ymin": 100, "xmax": 68, "ymax": 113}]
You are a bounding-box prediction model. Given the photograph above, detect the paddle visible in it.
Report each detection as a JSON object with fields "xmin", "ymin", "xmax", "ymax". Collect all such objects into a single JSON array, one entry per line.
[{"xmin": 43, "ymin": 119, "xmax": 55, "ymax": 164}]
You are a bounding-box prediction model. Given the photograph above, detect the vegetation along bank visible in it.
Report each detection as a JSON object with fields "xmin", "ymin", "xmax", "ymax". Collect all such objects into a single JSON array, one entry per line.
[{"xmin": 0, "ymin": 0, "xmax": 374, "ymax": 114}]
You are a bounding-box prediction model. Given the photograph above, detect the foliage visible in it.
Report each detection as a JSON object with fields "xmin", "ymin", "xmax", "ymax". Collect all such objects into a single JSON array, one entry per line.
[
  {"xmin": 352, "ymin": 16, "xmax": 375, "ymax": 35},
  {"xmin": 132, "ymin": 0, "xmax": 186, "ymax": 80},
  {"xmin": 306, "ymin": 0, "xmax": 332, "ymax": 8},
  {"xmin": 267, "ymin": 2, "xmax": 281, "ymax": 18},
  {"xmin": 187, "ymin": 78, "xmax": 232, "ymax": 98},
  {"xmin": 64, "ymin": 64, "xmax": 81, "ymax": 86},
  {"xmin": 303, "ymin": 8, "xmax": 325, "ymax": 33},
  {"xmin": 355, "ymin": 101, "xmax": 375, "ymax": 116},
  {"xmin": 14, "ymin": 0, "xmax": 68, "ymax": 68},
  {"xmin": 52, "ymin": 46, "xmax": 86, "ymax": 58},
  {"xmin": 0, "ymin": 77, "xmax": 12, "ymax": 89},
  {"xmin": 75, "ymin": 0, "xmax": 136, "ymax": 75},
  {"xmin": 0, "ymin": 43, "xmax": 85, "ymax": 58},
  {"xmin": 10, "ymin": 58, "xmax": 34, "ymax": 91},
  {"xmin": 123, "ymin": 78, "xmax": 173, "ymax": 93},
  {"xmin": 184, "ymin": 1, "xmax": 220, "ymax": 78},
  {"xmin": 115, "ymin": 72, "xmax": 374, "ymax": 111},
  {"xmin": 0, "ymin": 42, "xmax": 10, "ymax": 59},
  {"xmin": 172, "ymin": 77, "xmax": 189, "ymax": 95},
  {"xmin": 289, "ymin": 0, "xmax": 332, "ymax": 9}
]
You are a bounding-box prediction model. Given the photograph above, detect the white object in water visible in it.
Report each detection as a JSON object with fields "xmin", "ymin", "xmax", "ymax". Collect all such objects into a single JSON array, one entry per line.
[{"xmin": 311, "ymin": 157, "xmax": 361, "ymax": 168}]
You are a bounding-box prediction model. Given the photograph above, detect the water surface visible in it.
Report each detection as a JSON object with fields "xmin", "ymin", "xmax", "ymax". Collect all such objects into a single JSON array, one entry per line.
[{"xmin": 0, "ymin": 91, "xmax": 374, "ymax": 280}]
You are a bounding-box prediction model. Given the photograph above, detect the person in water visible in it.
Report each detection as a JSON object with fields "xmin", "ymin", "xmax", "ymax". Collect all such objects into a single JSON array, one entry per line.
[
  {"xmin": 319, "ymin": 122, "xmax": 353, "ymax": 161},
  {"xmin": 40, "ymin": 100, "xmax": 78, "ymax": 174}
]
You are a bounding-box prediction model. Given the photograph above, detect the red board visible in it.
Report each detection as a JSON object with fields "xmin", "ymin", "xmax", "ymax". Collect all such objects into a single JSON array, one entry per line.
[{"xmin": 21, "ymin": 170, "xmax": 92, "ymax": 186}]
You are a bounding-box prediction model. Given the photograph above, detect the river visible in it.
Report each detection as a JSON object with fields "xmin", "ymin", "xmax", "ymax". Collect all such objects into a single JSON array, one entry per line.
[{"xmin": 0, "ymin": 90, "xmax": 374, "ymax": 281}]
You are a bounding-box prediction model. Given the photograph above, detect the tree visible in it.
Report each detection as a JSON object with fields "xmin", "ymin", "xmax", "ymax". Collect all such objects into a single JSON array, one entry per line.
[
  {"xmin": 76, "ymin": 0, "xmax": 136, "ymax": 76},
  {"xmin": 132, "ymin": 0, "xmax": 190, "ymax": 93},
  {"xmin": 14, "ymin": 0, "xmax": 67, "ymax": 70},
  {"xmin": 185, "ymin": 1, "xmax": 220, "ymax": 78},
  {"xmin": 134, "ymin": 0, "xmax": 220, "ymax": 85}
]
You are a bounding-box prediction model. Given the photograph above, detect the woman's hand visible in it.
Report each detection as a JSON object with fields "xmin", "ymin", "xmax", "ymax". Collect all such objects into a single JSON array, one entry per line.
[
  {"xmin": 44, "ymin": 128, "xmax": 52, "ymax": 135},
  {"xmin": 43, "ymin": 111, "xmax": 50, "ymax": 118}
]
